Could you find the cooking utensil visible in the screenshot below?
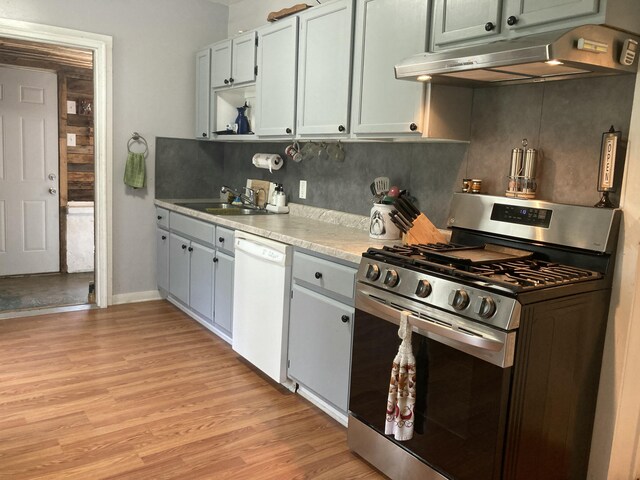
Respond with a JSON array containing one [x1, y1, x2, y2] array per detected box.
[[373, 176, 390, 195]]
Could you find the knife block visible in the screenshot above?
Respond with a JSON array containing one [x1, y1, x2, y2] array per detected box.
[[403, 213, 447, 245]]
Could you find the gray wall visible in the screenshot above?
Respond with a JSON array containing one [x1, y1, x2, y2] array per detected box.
[[155, 75, 636, 229]]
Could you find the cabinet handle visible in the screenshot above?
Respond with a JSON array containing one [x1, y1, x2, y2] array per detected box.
[[224, 79, 229, 85], [507, 15, 518, 26], [182, 244, 187, 250], [314, 272, 322, 279], [213, 257, 219, 263], [157, 215, 162, 220], [338, 125, 345, 132], [218, 236, 224, 242], [229, 77, 234, 83], [409, 123, 418, 131], [188, 246, 193, 252], [286, 127, 292, 134], [341, 315, 349, 323], [484, 22, 495, 31], [202, 132, 207, 137], [161, 235, 167, 240]]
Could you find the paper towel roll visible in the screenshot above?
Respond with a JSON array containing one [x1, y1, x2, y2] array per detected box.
[[252, 153, 283, 173]]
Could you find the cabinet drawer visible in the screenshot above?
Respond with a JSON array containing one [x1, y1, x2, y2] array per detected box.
[[216, 226, 235, 254], [156, 208, 169, 229], [169, 212, 215, 245], [293, 251, 356, 300]]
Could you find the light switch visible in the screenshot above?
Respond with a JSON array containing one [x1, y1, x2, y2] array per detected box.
[[66, 100, 76, 114], [67, 133, 76, 147]]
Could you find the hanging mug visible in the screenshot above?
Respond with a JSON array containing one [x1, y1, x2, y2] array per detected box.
[[285, 141, 302, 162]]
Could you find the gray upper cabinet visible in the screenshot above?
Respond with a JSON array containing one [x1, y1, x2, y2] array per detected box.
[[351, 0, 429, 136], [503, 0, 599, 33], [432, 0, 640, 51], [432, 0, 504, 50], [296, 0, 354, 136], [210, 31, 257, 89], [255, 16, 298, 137], [195, 48, 211, 139]]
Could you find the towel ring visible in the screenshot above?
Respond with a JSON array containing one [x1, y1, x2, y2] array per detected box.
[[127, 132, 149, 156]]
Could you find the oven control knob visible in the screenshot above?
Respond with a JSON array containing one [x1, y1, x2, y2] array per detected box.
[[415, 279, 432, 298], [476, 296, 497, 318], [448, 289, 470, 310], [383, 269, 400, 288], [365, 263, 381, 281]]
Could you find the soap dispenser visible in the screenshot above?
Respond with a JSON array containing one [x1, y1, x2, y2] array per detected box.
[[274, 184, 286, 207]]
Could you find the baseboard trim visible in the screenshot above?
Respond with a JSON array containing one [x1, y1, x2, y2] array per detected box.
[[110, 290, 162, 305]]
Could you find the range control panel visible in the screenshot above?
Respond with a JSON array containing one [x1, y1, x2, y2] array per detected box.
[[490, 203, 552, 228]]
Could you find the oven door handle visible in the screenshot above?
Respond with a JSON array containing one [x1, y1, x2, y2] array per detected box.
[[356, 289, 514, 364]]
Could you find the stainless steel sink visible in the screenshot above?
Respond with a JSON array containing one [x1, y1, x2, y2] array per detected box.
[[174, 201, 272, 215]]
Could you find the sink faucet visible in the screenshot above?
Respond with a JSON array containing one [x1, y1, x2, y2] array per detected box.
[[221, 185, 259, 208]]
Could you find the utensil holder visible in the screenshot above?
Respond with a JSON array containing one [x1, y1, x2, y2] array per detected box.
[[369, 203, 401, 240]]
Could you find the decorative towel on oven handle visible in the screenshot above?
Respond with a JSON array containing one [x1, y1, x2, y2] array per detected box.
[[385, 310, 416, 441]]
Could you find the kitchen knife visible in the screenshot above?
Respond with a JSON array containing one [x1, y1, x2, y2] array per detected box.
[[388, 212, 408, 233], [393, 198, 417, 222], [391, 209, 413, 231], [399, 196, 421, 217]]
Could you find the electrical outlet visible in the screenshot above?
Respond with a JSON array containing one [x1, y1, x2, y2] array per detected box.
[[299, 180, 307, 199], [66, 133, 76, 147]]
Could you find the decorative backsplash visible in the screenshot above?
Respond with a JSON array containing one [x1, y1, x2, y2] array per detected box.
[[156, 75, 635, 229]]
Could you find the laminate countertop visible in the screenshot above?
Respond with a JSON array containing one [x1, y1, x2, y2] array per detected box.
[[155, 199, 450, 265]]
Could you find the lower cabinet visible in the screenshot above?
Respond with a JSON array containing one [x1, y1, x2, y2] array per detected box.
[[288, 250, 356, 416], [161, 211, 235, 341]]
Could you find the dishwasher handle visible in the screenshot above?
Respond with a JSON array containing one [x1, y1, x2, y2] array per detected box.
[[235, 237, 288, 266]]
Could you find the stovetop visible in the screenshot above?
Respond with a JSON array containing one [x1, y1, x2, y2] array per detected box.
[[365, 243, 602, 293]]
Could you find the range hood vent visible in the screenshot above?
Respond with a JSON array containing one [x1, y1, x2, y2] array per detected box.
[[395, 25, 639, 87]]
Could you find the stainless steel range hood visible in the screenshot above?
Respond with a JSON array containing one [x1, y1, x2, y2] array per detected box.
[[395, 25, 639, 87]]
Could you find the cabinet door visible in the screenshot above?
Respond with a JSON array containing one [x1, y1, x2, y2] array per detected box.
[[169, 233, 190, 305], [255, 16, 298, 137], [297, 0, 353, 136], [195, 48, 211, 139], [189, 242, 215, 323], [432, 0, 503, 49], [214, 250, 234, 335], [288, 285, 353, 412], [503, 0, 599, 31], [351, 0, 427, 135], [211, 39, 232, 88], [232, 31, 257, 86], [156, 228, 169, 292]]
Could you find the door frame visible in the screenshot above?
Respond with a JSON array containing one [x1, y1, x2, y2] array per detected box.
[[0, 18, 113, 308]]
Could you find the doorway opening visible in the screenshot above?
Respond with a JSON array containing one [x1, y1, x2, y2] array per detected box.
[[0, 38, 95, 314], [0, 18, 112, 313]]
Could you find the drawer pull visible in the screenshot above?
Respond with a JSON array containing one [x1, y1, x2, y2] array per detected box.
[[157, 215, 162, 220], [188, 247, 193, 252], [219, 236, 225, 243], [314, 272, 322, 279], [341, 315, 349, 323], [213, 257, 219, 263], [161, 235, 167, 240], [182, 244, 187, 250]]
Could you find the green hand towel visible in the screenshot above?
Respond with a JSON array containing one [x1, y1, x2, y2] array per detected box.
[[124, 152, 146, 189]]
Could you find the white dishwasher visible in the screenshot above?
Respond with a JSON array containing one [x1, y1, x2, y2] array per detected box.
[[232, 231, 293, 384]]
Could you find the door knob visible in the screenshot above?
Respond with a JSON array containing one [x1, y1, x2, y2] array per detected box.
[[48, 187, 57, 195], [48, 173, 57, 181]]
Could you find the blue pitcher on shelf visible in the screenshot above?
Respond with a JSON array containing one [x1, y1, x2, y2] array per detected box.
[[235, 102, 250, 134]]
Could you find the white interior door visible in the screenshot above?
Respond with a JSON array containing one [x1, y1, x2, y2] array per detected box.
[[0, 65, 59, 276]]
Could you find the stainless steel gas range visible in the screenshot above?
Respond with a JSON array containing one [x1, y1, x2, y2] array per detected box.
[[348, 193, 621, 480]]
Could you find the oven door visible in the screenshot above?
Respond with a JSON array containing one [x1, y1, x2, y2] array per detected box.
[[349, 285, 516, 480]]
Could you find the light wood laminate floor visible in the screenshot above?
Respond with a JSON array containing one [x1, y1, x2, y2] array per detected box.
[[0, 300, 384, 479]]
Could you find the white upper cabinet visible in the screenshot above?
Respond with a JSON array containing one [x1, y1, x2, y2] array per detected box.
[[351, 0, 429, 136], [210, 31, 257, 89], [255, 16, 298, 137], [432, 0, 504, 50], [296, 0, 354, 136], [195, 48, 211, 139]]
